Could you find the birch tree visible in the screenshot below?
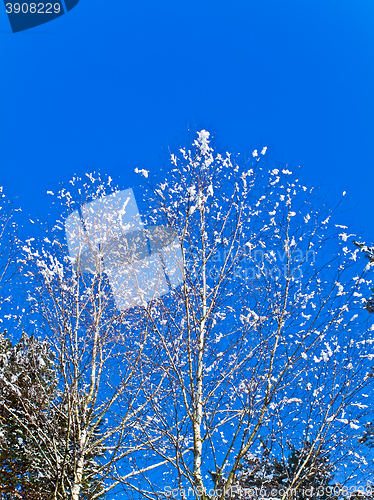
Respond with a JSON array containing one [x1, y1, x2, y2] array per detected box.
[[10, 130, 374, 500], [125, 131, 374, 500], [0, 186, 21, 319], [21, 178, 170, 499]]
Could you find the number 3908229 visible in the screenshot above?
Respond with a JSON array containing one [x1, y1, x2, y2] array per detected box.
[[5, 3, 61, 13]]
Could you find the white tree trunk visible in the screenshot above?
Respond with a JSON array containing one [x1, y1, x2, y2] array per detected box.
[[192, 201, 207, 497], [71, 452, 85, 500]]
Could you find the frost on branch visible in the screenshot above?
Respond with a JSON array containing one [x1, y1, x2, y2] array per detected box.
[[131, 130, 374, 498], [9, 133, 374, 499]]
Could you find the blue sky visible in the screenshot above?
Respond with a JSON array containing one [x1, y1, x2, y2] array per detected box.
[[1, 1, 374, 496], [0, 0, 374, 236]]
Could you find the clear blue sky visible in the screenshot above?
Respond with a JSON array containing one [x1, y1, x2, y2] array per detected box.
[[1, 0, 374, 240]]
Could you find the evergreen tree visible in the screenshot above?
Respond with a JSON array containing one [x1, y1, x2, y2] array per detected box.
[[212, 443, 334, 500], [284, 444, 334, 499], [0, 330, 59, 498], [360, 422, 374, 448], [353, 241, 374, 313], [0, 330, 107, 499]]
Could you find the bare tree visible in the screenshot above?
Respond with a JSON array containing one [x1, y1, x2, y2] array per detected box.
[[21, 179, 172, 499], [122, 131, 374, 500], [0, 186, 21, 318], [10, 130, 374, 500]]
